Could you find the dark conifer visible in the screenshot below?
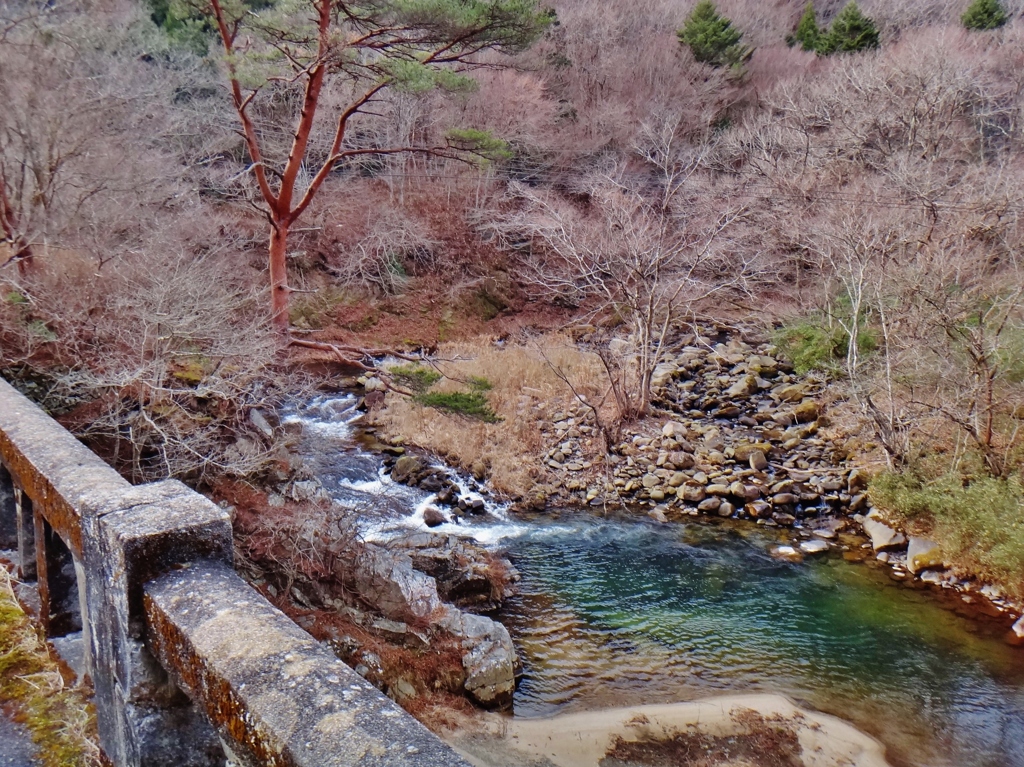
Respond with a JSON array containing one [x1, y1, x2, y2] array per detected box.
[[678, 1, 751, 68], [962, 0, 1008, 30], [817, 2, 879, 55]]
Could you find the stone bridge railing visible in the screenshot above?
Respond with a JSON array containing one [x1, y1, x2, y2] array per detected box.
[[0, 377, 472, 767]]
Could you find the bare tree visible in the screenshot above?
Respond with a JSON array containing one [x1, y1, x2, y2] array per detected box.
[[499, 115, 756, 423]]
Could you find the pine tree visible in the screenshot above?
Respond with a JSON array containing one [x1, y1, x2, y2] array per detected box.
[[791, 2, 820, 51], [817, 1, 879, 55], [962, 0, 1008, 30], [678, 1, 752, 68]]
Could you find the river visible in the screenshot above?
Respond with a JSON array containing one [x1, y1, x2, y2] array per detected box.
[[285, 394, 1024, 767]]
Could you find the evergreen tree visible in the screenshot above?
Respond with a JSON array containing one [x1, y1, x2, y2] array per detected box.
[[818, 1, 879, 54], [678, 1, 751, 68], [962, 0, 1008, 30], [789, 2, 820, 51]]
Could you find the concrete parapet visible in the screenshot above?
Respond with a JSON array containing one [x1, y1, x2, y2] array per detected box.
[[0, 376, 476, 766], [146, 562, 473, 767]]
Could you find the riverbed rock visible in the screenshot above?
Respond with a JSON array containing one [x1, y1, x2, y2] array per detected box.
[[680, 484, 706, 503], [861, 511, 907, 551], [669, 452, 696, 470], [1009, 616, 1024, 646], [698, 497, 721, 512], [848, 468, 870, 493], [727, 375, 758, 397], [800, 539, 829, 555], [907, 538, 943, 574], [718, 501, 735, 517], [792, 399, 820, 423], [249, 408, 275, 438], [746, 501, 771, 519], [422, 507, 446, 528], [391, 455, 423, 484], [749, 450, 769, 472], [776, 383, 808, 403], [651, 363, 678, 389]]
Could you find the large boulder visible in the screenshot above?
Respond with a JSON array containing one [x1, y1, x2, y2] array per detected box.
[[422, 507, 447, 528], [441, 609, 518, 709], [351, 546, 442, 622]]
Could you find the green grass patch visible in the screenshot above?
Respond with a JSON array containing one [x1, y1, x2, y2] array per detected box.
[[774, 317, 876, 375], [467, 375, 493, 392], [870, 471, 1024, 597], [389, 364, 442, 394], [0, 569, 99, 766], [414, 391, 500, 422]]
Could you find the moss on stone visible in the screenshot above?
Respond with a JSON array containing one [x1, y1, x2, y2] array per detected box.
[[0, 568, 100, 766]]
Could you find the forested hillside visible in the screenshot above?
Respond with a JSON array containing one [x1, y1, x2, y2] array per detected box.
[[3, 0, 1024, 584]]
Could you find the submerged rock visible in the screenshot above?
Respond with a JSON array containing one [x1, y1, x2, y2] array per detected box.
[[771, 545, 803, 563], [799, 539, 829, 555]]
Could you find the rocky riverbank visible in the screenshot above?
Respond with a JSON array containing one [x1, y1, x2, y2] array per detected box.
[[369, 326, 1024, 641]]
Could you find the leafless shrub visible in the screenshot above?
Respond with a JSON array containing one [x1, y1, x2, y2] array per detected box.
[[333, 209, 438, 296]]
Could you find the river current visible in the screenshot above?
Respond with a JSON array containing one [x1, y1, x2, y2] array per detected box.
[[286, 395, 1024, 767]]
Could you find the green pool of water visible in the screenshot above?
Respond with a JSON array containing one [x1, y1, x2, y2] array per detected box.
[[498, 516, 1024, 767]]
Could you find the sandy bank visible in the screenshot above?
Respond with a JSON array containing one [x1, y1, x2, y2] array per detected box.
[[448, 693, 891, 767]]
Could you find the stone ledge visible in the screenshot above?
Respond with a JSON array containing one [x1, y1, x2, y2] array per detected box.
[[144, 561, 474, 767], [0, 378, 131, 555]]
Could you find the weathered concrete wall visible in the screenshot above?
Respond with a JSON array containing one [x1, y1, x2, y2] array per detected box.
[[146, 562, 473, 767], [0, 377, 473, 767]]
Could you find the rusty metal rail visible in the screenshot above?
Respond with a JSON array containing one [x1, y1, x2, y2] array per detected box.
[[0, 377, 472, 767]]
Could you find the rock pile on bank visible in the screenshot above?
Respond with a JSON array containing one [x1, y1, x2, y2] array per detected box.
[[531, 332, 864, 527]]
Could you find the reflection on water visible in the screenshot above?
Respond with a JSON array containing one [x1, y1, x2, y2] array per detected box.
[[287, 395, 1024, 767], [499, 519, 1024, 767]]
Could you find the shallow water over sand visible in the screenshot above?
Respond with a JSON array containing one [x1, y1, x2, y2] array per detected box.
[[498, 516, 1024, 767]]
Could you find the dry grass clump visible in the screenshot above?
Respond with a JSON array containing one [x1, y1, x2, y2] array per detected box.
[[0, 567, 100, 767], [374, 337, 609, 495]]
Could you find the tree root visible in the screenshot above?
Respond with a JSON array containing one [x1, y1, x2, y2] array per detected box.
[[288, 337, 418, 396]]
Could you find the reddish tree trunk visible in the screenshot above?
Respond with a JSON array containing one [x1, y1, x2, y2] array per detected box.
[[269, 224, 290, 337]]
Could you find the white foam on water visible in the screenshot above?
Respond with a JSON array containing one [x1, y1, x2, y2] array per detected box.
[[282, 394, 361, 441], [337, 477, 388, 494]]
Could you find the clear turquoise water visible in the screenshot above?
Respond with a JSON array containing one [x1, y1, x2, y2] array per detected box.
[[499, 516, 1024, 767]]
